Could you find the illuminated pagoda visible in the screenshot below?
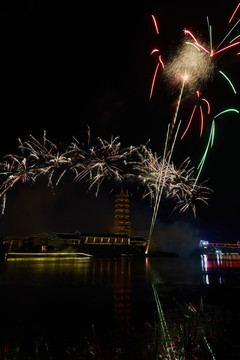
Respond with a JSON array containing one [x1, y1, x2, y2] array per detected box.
[[114, 188, 131, 235], [4, 187, 148, 259]]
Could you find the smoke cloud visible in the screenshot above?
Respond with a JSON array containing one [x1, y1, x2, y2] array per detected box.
[[150, 219, 200, 256]]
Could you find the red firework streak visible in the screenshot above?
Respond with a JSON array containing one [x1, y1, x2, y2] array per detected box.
[[228, 2, 240, 24], [149, 15, 165, 99], [181, 91, 211, 139], [184, 2, 240, 57]]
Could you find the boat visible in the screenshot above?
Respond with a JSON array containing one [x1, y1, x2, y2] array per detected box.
[[5, 251, 93, 261]]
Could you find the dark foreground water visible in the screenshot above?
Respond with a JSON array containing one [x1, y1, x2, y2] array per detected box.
[[0, 254, 240, 359]]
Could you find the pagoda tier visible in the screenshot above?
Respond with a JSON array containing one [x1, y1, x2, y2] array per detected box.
[[114, 188, 130, 235]]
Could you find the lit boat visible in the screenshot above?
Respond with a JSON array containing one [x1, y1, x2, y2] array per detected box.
[[5, 251, 93, 261]]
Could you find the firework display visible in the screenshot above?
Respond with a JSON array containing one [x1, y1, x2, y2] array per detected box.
[[0, 3, 239, 255], [0, 132, 211, 216], [147, 2, 239, 251]]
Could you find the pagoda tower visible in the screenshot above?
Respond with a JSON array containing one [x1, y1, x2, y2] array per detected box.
[[114, 188, 131, 235]]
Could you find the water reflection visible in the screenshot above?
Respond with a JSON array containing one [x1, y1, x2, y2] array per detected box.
[[150, 255, 240, 359], [0, 258, 93, 286], [1, 256, 240, 359], [112, 260, 131, 332], [201, 253, 240, 285], [0, 258, 151, 359]]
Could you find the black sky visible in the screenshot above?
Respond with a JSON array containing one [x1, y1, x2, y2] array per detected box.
[[0, 1, 239, 243]]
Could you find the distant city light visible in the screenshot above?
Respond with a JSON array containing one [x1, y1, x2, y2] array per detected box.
[[199, 240, 209, 247]]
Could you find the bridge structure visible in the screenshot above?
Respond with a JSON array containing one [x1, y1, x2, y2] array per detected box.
[[199, 240, 240, 254]]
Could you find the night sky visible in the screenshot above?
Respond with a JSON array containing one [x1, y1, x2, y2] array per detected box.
[[0, 1, 239, 246]]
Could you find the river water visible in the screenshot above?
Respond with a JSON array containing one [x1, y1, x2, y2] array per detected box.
[[0, 254, 240, 359]]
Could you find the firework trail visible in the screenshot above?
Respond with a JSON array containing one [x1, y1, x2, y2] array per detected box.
[[181, 91, 211, 139], [149, 15, 165, 100], [148, 17, 213, 253], [0, 132, 211, 218], [131, 141, 211, 256], [146, 120, 183, 254], [146, 125, 170, 254], [151, 14, 159, 34], [166, 75, 187, 152], [134, 145, 211, 215], [150, 2, 239, 110], [194, 120, 215, 187], [0, 4, 238, 256], [69, 136, 128, 196], [147, 3, 239, 252]]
